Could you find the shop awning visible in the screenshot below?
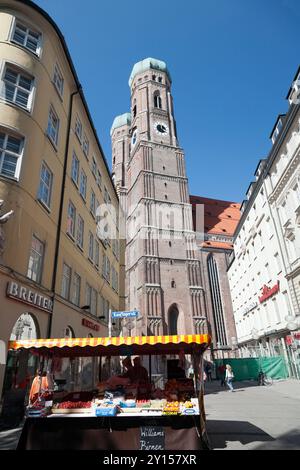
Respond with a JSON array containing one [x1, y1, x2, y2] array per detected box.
[[8, 334, 211, 357]]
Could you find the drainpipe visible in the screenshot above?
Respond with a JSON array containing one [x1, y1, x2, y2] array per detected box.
[[47, 86, 82, 338]]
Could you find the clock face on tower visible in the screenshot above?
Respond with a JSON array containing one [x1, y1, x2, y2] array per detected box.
[[154, 121, 169, 135]]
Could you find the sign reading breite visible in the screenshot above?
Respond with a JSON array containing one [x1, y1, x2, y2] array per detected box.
[[6, 281, 53, 313]]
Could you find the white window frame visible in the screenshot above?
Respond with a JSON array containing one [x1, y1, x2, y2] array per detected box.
[[61, 263, 71, 300], [76, 214, 84, 250], [0, 129, 24, 180], [91, 157, 97, 177], [95, 240, 100, 269], [97, 169, 102, 189], [53, 63, 64, 98], [85, 283, 92, 311], [91, 288, 97, 316], [79, 169, 87, 200], [1, 64, 35, 111], [83, 133, 89, 157], [11, 19, 42, 56], [75, 115, 82, 142], [27, 235, 45, 284], [88, 231, 94, 261], [47, 105, 59, 146], [38, 161, 53, 209], [90, 189, 96, 216], [72, 272, 81, 307], [71, 151, 79, 186], [67, 200, 76, 238]]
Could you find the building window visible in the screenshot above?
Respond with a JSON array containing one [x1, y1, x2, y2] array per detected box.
[[76, 215, 84, 249], [11, 21, 41, 55], [158, 77, 162, 83], [85, 283, 92, 311], [72, 272, 81, 306], [88, 231, 94, 261], [207, 254, 228, 346], [0, 131, 23, 179], [95, 240, 100, 268], [102, 254, 110, 282], [53, 63, 64, 97], [67, 200, 76, 238], [75, 115, 82, 142], [104, 187, 111, 205], [97, 169, 102, 189], [90, 189, 96, 216], [47, 106, 59, 146], [79, 169, 87, 200], [61, 263, 71, 299], [38, 161, 53, 208], [71, 151, 79, 185], [274, 253, 282, 274], [91, 157, 97, 177], [154, 91, 162, 109], [27, 235, 44, 284], [91, 288, 97, 316], [83, 134, 89, 157], [1, 66, 34, 111]]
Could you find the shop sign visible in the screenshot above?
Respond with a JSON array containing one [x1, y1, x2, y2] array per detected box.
[[6, 281, 53, 313], [82, 318, 100, 331], [285, 335, 294, 346], [258, 281, 280, 303], [140, 426, 165, 450]]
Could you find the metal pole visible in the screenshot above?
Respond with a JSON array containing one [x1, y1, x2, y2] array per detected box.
[[108, 309, 112, 337]]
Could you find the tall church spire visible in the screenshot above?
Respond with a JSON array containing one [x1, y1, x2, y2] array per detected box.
[[111, 58, 206, 336]]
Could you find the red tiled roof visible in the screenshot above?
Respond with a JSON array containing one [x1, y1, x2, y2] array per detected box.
[[190, 195, 241, 249]]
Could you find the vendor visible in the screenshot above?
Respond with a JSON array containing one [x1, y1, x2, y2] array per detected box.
[[101, 357, 111, 382], [129, 357, 149, 383], [29, 370, 51, 405]]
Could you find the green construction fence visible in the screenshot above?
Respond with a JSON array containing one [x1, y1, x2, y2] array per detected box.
[[214, 356, 288, 381]]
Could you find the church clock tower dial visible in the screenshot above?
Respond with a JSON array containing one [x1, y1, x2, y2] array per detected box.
[[111, 58, 205, 338], [154, 121, 169, 135]]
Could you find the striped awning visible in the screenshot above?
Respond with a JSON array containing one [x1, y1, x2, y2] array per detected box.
[[8, 334, 211, 357]]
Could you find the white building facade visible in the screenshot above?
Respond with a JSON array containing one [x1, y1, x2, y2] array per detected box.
[[228, 69, 300, 365]]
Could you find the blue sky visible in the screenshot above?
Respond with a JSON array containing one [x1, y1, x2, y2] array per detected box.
[[35, 0, 300, 202]]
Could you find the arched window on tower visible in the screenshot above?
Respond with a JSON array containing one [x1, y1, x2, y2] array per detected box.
[[132, 99, 137, 118], [168, 304, 179, 335], [207, 254, 228, 347], [154, 91, 162, 109]]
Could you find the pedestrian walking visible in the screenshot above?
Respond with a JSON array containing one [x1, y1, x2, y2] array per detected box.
[[225, 364, 235, 392], [218, 363, 226, 387], [205, 362, 212, 382]]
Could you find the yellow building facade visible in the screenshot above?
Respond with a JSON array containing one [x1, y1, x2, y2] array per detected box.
[[0, 0, 124, 397]]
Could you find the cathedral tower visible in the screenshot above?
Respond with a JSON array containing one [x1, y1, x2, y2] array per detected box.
[[111, 58, 206, 335]]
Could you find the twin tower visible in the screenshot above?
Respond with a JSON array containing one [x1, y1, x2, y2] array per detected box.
[[111, 58, 206, 336]]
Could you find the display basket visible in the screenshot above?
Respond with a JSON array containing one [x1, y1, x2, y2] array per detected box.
[[95, 406, 117, 417]]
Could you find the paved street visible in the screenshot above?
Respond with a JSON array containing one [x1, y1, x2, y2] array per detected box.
[[0, 379, 299, 450], [204, 379, 300, 450]]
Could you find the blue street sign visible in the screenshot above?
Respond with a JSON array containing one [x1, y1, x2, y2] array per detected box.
[[111, 310, 139, 319]]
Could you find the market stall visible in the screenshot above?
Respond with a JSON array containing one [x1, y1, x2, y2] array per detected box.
[[8, 334, 211, 450]]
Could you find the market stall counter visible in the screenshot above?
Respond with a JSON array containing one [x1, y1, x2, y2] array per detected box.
[[8, 334, 211, 450]]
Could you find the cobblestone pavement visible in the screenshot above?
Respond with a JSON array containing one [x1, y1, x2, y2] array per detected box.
[[204, 379, 300, 450]]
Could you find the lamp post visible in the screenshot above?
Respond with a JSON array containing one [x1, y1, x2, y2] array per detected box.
[[284, 314, 300, 380], [231, 337, 238, 358], [251, 328, 260, 358]]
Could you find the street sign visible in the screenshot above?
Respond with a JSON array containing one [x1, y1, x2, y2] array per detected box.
[[111, 310, 139, 319]]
